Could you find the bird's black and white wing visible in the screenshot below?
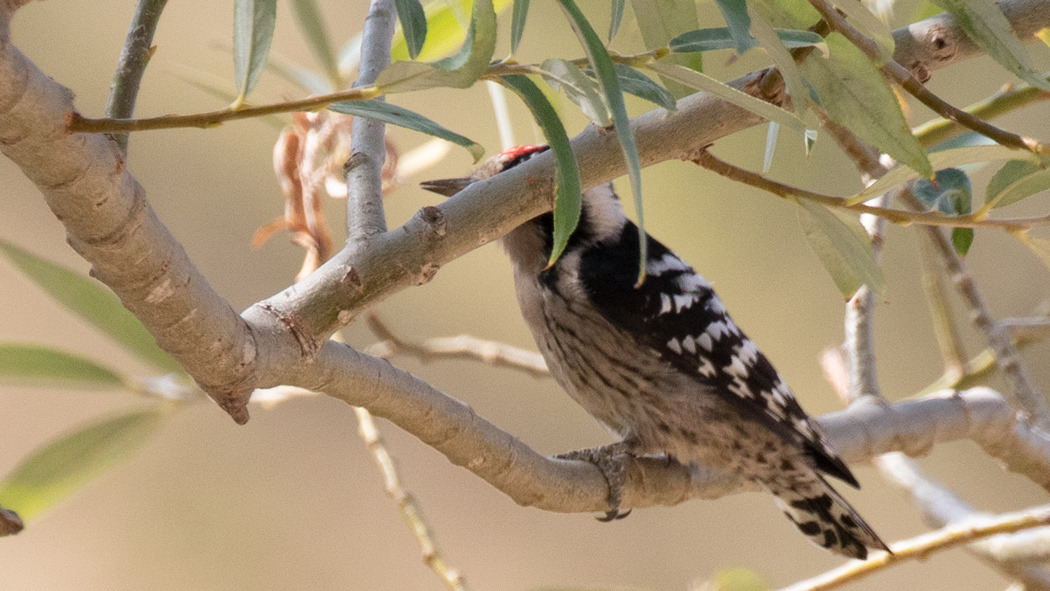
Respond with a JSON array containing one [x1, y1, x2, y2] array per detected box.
[[576, 218, 858, 487]]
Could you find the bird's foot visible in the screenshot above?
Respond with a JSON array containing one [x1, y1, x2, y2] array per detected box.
[[557, 441, 635, 521]]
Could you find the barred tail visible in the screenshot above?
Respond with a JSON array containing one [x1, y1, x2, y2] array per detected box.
[[769, 474, 890, 560]]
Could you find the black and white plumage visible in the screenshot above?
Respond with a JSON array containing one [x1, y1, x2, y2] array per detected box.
[[422, 145, 888, 559]]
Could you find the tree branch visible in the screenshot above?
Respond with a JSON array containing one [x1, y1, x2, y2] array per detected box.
[[897, 188, 1050, 432], [345, 0, 394, 246], [104, 0, 168, 153], [777, 504, 1050, 591], [877, 453, 1050, 590], [364, 313, 549, 378], [4, 0, 1050, 513]]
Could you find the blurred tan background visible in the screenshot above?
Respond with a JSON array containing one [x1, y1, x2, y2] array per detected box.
[[3, 1, 1050, 589]]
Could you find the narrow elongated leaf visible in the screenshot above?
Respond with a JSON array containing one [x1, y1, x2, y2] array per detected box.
[[832, 0, 894, 61], [983, 158, 1050, 212], [511, 0, 531, 52], [748, 10, 811, 118], [329, 99, 483, 161], [377, 0, 497, 92], [0, 410, 166, 520], [611, 64, 677, 111], [799, 200, 884, 298], [501, 75, 582, 264], [233, 0, 277, 103], [914, 168, 976, 257], [913, 168, 972, 214], [290, 0, 341, 86], [558, 0, 647, 282], [1018, 232, 1050, 272], [647, 61, 805, 132], [609, 0, 627, 41], [630, 0, 703, 99], [0, 240, 182, 374], [801, 34, 931, 178], [669, 27, 824, 53], [386, 0, 510, 64], [931, 0, 1050, 90], [0, 344, 126, 389], [853, 144, 1033, 202], [541, 59, 610, 126], [763, 122, 780, 173], [714, 0, 752, 54], [394, 0, 428, 59]]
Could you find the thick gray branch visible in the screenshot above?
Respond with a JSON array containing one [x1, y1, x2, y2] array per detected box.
[[3, 0, 1050, 508]]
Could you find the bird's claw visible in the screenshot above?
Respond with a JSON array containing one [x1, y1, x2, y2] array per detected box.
[[556, 440, 635, 521]]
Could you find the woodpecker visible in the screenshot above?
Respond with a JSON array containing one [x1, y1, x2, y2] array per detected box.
[[422, 145, 888, 559]]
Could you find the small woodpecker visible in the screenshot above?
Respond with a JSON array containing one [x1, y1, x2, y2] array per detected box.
[[422, 145, 888, 559]]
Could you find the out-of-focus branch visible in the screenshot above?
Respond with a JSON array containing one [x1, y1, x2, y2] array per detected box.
[[691, 149, 1050, 231], [777, 505, 1050, 591], [898, 188, 1050, 432], [877, 453, 1050, 590], [355, 408, 467, 591], [364, 314, 549, 378], [104, 0, 168, 153]]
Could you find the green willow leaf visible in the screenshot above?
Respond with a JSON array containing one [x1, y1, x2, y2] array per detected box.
[[801, 33, 931, 179], [799, 200, 884, 298], [501, 75, 582, 265], [749, 9, 812, 118], [0, 344, 126, 389], [983, 158, 1050, 212], [329, 99, 483, 161], [0, 240, 182, 374], [0, 410, 166, 520], [289, 0, 341, 86], [1018, 233, 1050, 273], [832, 0, 894, 61], [852, 144, 1031, 203], [915, 168, 976, 257], [377, 0, 497, 92], [714, 0, 752, 54], [541, 58, 610, 126], [647, 60, 805, 132], [558, 0, 647, 283], [233, 0, 277, 103], [630, 0, 703, 99], [611, 64, 676, 111], [511, 0, 530, 52], [609, 0, 626, 41], [931, 0, 1050, 91], [394, 0, 428, 59], [668, 27, 824, 53]]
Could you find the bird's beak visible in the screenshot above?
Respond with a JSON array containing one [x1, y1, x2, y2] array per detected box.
[[419, 177, 474, 197]]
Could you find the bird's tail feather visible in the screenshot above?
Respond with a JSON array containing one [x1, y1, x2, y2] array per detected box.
[[769, 474, 890, 560]]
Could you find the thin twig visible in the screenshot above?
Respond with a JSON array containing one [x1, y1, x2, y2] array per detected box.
[[690, 149, 1050, 231], [105, 0, 169, 152], [898, 187, 1050, 432], [69, 85, 382, 133], [915, 80, 1050, 148], [877, 453, 1050, 589], [807, 0, 1050, 155], [355, 408, 467, 591], [345, 0, 395, 246], [364, 313, 549, 378], [778, 505, 1050, 591]]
